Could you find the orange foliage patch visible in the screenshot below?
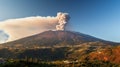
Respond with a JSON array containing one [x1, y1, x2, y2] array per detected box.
[[89, 46, 120, 64]]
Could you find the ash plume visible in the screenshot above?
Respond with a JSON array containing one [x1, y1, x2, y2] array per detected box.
[[0, 12, 70, 42], [56, 12, 70, 30]]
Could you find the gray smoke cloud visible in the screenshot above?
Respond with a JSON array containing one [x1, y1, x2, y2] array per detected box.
[[56, 12, 70, 30], [0, 12, 70, 42]]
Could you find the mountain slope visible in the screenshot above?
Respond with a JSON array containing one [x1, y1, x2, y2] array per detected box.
[[0, 30, 117, 48], [0, 30, 119, 62]]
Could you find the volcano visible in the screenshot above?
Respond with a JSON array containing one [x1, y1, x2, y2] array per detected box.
[[0, 30, 119, 61], [1, 30, 117, 48]]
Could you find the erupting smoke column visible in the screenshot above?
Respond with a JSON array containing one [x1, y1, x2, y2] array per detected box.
[[56, 12, 70, 31]]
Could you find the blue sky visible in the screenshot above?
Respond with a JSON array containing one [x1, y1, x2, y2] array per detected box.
[[0, 0, 120, 42]]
